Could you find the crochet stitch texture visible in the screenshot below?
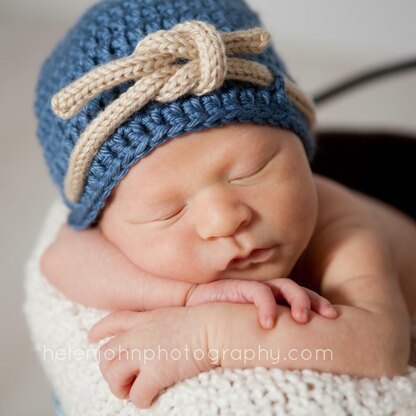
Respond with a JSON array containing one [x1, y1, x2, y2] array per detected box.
[[52, 21, 278, 203], [35, 0, 315, 229], [24, 200, 416, 416]]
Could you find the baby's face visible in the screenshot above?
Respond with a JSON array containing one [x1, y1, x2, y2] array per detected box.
[[98, 123, 318, 283]]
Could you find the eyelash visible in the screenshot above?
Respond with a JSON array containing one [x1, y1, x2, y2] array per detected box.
[[157, 207, 185, 222], [156, 156, 275, 222], [230, 158, 271, 182]]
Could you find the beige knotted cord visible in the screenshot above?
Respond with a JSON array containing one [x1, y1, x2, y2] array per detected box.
[[51, 20, 315, 203], [284, 79, 316, 130]]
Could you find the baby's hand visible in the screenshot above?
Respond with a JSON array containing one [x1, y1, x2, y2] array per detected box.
[[185, 278, 337, 329], [88, 306, 216, 409]]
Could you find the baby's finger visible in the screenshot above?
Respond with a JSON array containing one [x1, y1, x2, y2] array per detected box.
[[105, 354, 139, 400], [302, 287, 338, 319], [88, 311, 140, 344], [129, 370, 162, 409], [265, 278, 311, 324], [98, 340, 117, 376], [250, 284, 279, 329], [187, 280, 278, 329], [235, 281, 278, 329]]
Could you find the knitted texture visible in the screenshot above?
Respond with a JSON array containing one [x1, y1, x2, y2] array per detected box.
[[24, 200, 416, 416], [51, 21, 282, 203], [34, 0, 316, 229]]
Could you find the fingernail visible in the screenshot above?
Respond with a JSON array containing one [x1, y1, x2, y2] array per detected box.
[[265, 316, 274, 329], [325, 305, 337, 317], [301, 308, 308, 322]]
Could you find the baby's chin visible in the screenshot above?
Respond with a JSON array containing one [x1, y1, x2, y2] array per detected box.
[[144, 259, 293, 285], [217, 259, 294, 282]]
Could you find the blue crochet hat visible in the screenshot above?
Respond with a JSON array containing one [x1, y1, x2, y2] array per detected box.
[[35, 0, 316, 229]]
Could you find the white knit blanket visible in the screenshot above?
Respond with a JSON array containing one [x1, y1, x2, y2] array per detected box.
[[24, 200, 416, 416]]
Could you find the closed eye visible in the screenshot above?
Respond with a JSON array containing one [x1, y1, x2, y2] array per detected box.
[[230, 152, 276, 182], [156, 206, 186, 222]]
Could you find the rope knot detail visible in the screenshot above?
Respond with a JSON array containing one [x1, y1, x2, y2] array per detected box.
[[135, 20, 229, 97], [52, 21, 273, 121], [51, 20, 313, 203]]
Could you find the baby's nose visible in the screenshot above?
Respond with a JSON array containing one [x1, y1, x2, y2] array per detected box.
[[193, 187, 253, 239]]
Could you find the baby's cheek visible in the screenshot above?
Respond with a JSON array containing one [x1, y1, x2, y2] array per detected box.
[[130, 232, 215, 284]]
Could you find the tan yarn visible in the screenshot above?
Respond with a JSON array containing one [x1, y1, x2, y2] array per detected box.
[[284, 79, 316, 131], [51, 20, 315, 203]]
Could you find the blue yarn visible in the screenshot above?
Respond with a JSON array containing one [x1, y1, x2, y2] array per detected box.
[[35, 0, 315, 229]]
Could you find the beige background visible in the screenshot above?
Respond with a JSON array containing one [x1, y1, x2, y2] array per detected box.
[[1, 0, 415, 414]]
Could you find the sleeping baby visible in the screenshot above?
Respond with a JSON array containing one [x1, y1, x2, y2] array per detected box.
[[35, 0, 415, 410]]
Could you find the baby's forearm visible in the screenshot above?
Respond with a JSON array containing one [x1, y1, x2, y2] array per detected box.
[[40, 224, 191, 311], [40, 226, 333, 325], [207, 303, 408, 378]]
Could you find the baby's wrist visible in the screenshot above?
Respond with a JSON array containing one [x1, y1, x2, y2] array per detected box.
[[182, 303, 222, 370], [201, 302, 238, 367], [184, 283, 199, 306]]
